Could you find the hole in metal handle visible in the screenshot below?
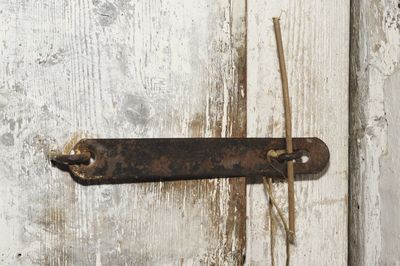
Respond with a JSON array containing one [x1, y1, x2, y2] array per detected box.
[[267, 149, 309, 164]]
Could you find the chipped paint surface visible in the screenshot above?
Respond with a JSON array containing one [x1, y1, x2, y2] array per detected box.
[[246, 0, 349, 264], [0, 0, 246, 264], [350, 0, 400, 265]]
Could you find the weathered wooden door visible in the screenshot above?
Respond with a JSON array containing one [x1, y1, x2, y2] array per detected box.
[[246, 1, 349, 265], [0, 0, 348, 265], [0, 0, 246, 264]]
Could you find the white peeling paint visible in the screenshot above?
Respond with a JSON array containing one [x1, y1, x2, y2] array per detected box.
[[350, 0, 400, 265], [0, 0, 246, 264], [247, 0, 349, 264]]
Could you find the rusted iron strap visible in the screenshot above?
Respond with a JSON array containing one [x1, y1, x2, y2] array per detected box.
[[61, 138, 329, 183]]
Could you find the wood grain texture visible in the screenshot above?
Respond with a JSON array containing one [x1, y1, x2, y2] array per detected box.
[[350, 0, 400, 265], [0, 0, 246, 264], [246, 0, 349, 265]]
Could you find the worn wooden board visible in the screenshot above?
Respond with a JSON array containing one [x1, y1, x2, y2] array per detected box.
[[0, 0, 246, 264], [246, 0, 349, 265], [350, 0, 400, 265]]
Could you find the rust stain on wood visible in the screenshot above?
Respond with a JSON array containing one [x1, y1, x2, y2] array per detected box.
[[2, 0, 249, 264], [189, 113, 206, 138], [225, 39, 247, 264]]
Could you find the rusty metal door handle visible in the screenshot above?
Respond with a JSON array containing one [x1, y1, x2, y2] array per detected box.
[[51, 138, 329, 184]]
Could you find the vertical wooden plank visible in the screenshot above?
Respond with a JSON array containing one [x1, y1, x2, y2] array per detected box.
[[0, 0, 246, 264], [350, 0, 400, 265], [246, 0, 349, 265]]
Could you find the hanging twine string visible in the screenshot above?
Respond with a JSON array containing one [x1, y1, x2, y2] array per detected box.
[[263, 16, 295, 266], [272, 17, 296, 242], [263, 177, 290, 266], [266, 177, 276, 266]]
